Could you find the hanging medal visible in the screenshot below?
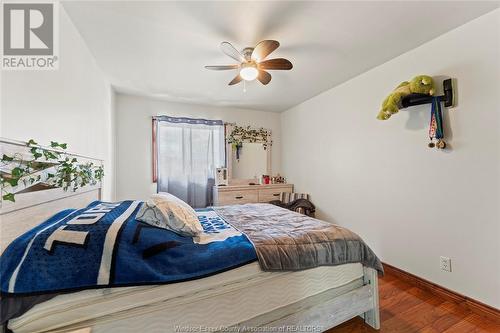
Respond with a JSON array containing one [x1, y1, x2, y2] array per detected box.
[[428, 97, 446, 149], [428, 109, 437, 148], [434, 97, 446, 149]]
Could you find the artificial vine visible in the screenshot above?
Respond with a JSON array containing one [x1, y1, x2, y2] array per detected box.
[[226, 125, 272, 160], [226, 125, 272, 150], [1, 139, 104, 202]]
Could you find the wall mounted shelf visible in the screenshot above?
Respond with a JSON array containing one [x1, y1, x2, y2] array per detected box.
[[401, 79, 453, 108]]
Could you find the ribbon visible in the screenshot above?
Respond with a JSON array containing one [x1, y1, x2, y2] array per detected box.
[[429, 97, 444, 140]]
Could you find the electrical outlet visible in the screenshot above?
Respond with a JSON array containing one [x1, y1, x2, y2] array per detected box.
[[440, 256, 452, 272]]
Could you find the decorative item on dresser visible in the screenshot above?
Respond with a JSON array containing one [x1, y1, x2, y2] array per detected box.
[[213, 183, 293, 206], [215, 167, 229, 186]]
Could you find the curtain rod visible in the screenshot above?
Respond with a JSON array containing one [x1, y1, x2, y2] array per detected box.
[[152, 115, 223, 126], [152, 115, 225, 121], [152, 117, 269, 131]]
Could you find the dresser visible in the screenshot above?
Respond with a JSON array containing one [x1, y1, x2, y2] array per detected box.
[[212, 184, 293, 206]]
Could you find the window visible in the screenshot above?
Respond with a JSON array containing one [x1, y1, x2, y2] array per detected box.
[[153, 116, 225, 208]]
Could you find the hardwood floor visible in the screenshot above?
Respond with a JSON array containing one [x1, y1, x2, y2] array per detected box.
[[327, 272, 500, 333]]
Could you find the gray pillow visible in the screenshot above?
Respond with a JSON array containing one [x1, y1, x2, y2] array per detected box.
[[136, 193, 203, 236]]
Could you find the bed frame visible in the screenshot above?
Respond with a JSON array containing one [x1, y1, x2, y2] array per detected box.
[[0, 139, 380, 332], [0, 138, 103, 255]]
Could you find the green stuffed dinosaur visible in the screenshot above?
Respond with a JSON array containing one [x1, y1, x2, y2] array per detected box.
[[377, 75, 435, 120]]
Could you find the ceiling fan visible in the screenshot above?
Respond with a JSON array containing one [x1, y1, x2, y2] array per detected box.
[[205, 40, 293, 86]]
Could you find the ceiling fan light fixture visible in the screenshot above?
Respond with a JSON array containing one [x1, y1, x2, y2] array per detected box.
[[239, 63, 258, 81], [206, 40, 292, 86]]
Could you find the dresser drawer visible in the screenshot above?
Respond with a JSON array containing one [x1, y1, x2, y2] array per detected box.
[[218, 190, 258, 205], [258, 187, 292, 203]]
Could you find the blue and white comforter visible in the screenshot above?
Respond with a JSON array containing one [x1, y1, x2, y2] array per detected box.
[[0, 201, 257, 295]]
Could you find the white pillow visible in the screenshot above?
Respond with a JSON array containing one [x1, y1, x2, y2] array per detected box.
[[136, 192, 203, 236]]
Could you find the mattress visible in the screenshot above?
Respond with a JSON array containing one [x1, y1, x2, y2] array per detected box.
[[9, 262, 364, 333]]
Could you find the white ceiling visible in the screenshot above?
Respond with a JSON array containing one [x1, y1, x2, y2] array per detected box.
[[63, 1, 499, 112]]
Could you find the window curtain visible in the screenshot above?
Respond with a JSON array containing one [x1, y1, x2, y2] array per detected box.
[[156, 116, 225, 208]]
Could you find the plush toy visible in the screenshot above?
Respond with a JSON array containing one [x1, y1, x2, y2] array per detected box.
[[377, 75, 435, 120]]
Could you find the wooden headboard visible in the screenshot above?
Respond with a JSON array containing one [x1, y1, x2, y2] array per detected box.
[[0, 138, 103, 254]]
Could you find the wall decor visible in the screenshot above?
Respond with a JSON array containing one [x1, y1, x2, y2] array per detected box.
[[377, 77, 454, 149], [226, 124, 272, 160], [377, 75, 436, 120]]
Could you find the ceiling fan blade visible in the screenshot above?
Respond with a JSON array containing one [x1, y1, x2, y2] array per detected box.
[[258, 58, 293, 70], [220, 42, 245, 63], [257, 70, 272, 85], [228, 74, 243, 85], [251, 40, 280, 62], [205, 65, 239, 70]]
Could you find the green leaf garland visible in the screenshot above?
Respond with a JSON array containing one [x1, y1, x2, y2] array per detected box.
[[1, 139, 104, 202]]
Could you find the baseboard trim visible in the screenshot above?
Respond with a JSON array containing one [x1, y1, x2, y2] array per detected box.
[[382, 262, 500, 323]]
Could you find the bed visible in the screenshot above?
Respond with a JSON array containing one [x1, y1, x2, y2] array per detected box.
[[0, 140, 381, 333]]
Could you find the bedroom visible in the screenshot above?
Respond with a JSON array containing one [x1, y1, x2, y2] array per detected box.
[[0, 1, 499, 332]]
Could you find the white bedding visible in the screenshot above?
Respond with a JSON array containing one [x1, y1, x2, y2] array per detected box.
[[9, 262, 364, 333]]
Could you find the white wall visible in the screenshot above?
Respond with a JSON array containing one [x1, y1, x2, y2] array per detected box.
[[281, 10, 500, 308], [0, 7, 115, 200], [115, 94, 281, 201]]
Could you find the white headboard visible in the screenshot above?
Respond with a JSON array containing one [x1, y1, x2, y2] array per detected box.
[[0, 138, 103, 253]]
